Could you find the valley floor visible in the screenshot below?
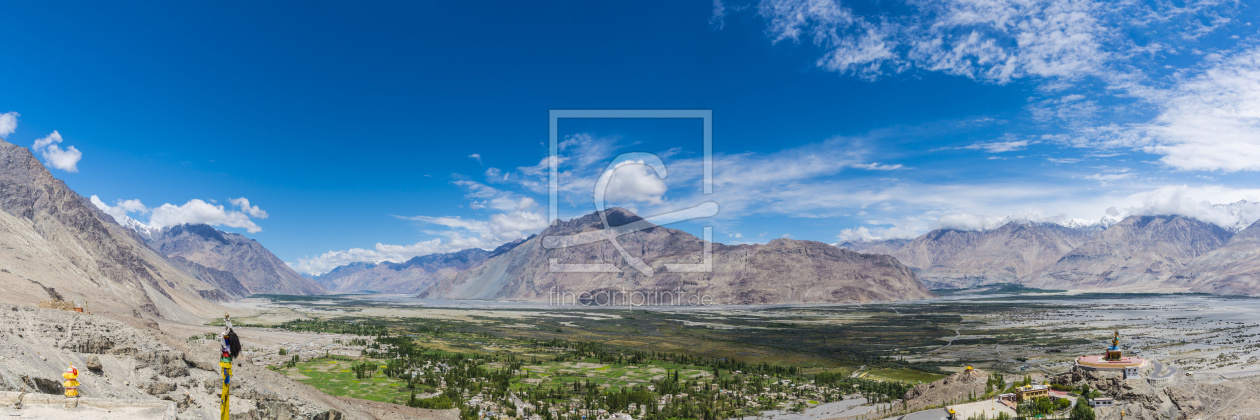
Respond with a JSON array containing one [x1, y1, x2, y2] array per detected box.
[[201, 292, 1260, 420]]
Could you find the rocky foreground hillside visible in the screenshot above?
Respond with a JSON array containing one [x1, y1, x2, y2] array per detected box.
[[0, 304, 452, 419], [1050, 365, 1236, 420], [424, 208, 933, 304], [900, 367, 989, 413]]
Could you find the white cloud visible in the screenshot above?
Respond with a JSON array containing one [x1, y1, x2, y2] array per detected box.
[[1084, 172, 1130, 183], [31, 131, 82, 172], [91, 195, 269, 233], [710, 0, 727, 29], [1083, 168, 1132, 184], [228, 197, 268, 218], [758, 0, 898, 79], [837, 226, 876, 241], [936, 212, 1010, 231], [409, 210, 548, 244], [753, 0, 1122, 83], [291, 210, 550, 276], [748, 0, 1255, 177], [601, 160, 668, 205], [1046, 157, 1082, 164], [1039, 46, 1260, 173], [292, 179, 552, 275], [1143, 47, 1260, 172], [853, 162, 904, 170], [0, 112, 17, 138], [458, 180, 540, 211], [116, 198, 147, 213], [1127, 185, 1260, 230], [469, 153, 482, 164], [90, 195, 144, 225], [964, 140, 1031, 153], [149, 198, 267, 233]]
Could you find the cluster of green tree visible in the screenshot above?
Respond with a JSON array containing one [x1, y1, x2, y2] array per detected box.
[[1070, 397, 1095, 420], [1019, 396, 1057, 416], [333, 338, 369, 346], [278, 318, 388, 336], [531, 338, 802, 377], [985, 374, 1037, 395], [352, 360, 378, 379], [984, 372, 1007, 395]]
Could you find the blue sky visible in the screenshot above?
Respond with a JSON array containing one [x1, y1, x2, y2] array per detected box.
[[2, 0, 1260, 275]]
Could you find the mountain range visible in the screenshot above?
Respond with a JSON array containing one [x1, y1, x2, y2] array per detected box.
[[6, 133, 1260, 313], [314, 247, 492, 294], [423, 208, 933, 304], [1030, 215, 1232, 291], [837, 211, 1260, 294], [310, 205, 1260, 299], [879, 221, 1098, 289]]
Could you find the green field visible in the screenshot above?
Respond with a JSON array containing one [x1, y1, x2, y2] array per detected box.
[[279, 358, 419, 404], [862, 367, 946, 383]]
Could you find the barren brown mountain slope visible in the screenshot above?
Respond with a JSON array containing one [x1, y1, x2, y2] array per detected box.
[[0, 140, 224, 323], [1170, 219, 1260, 296], [425, 208, 932, 304], [1031, 215, 1232, 291], [835, 238, 909, 255], [888, 222, 1096, 289], [901, 368, 990, 413], [146, 223, 325, 295]]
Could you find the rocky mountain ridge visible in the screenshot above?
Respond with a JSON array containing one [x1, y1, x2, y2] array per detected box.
[[838, 213, 1260, 295], [422, 207, 934, 304], [1030, 215, 1232, 290], [0, 139, 225, 323], [1168, 219, 1260, 295], [143, 223, 325, 295], [886, 221, 1097, 289]]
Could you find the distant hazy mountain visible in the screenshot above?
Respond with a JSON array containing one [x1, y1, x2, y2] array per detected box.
[[885, 222, 1097, 289], [1169, 220, 1260, 296], [0, 139, 225, 322], [835, 238, 910, 255], [146, 223, 325, 295], [315, 248, 492, 293], [1031, 215, 1232, 290], [423, 208, 932, 304]]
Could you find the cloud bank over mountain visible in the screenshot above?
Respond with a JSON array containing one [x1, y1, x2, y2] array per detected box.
[[90, 195, 271, 233]]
